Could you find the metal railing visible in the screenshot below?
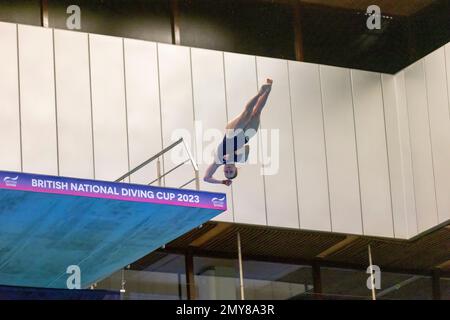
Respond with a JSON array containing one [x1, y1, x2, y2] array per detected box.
[[116, 138, 200, 190]]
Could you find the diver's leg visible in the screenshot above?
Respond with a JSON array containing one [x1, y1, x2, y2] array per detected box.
[[226, 92, 262, 130], [226, 81, 272, 130], [251, 86, 271, 118]]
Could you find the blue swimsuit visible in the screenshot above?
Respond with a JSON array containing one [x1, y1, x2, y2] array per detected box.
[[216, 131, 250, 164]]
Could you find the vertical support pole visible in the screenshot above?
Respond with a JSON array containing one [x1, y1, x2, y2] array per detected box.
[[120, 268, 126, 300], [195, 170, 200, 190], [177, 273, 183, 300], [312, 262, 322, 299], [431, 269, 441, 300], [41, 0, 49, 28], [170, 0, 181, 45], [368, 244, 377, 300], [157, 158, 162, 186], [292, 1, 304, 61], [237, 231, 245, 300], [185, 247, 196, 300], [181, 138, 199, 190]]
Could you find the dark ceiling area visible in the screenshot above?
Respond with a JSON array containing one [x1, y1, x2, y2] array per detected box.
[[177, 0, 450, 73], [268, 0, 448, 73], [133, 222, 450, 277], [300, 0, 436, 16], [299, 3, 411, 73], [0, 0, 448, 73]]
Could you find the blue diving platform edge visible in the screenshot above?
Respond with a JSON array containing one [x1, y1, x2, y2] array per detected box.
[[0, 170, 226, 289]]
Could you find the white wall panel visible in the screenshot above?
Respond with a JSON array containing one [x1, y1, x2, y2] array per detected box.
[[123, 39, 162, 185], [54, 29, 93, 179], [0, 22, 21, 172], [381, 73, 417, 239], [191, 48, 234, 222], [224, 53, 266, 226], [404, 61, 438, 232], [320, 66, 362, 234], [158, 44, 196, 189], [257, 57, 299, 228], [288, 61, 331, 232], [6, 22, 450, 237], [18, 25, 58, 175], [446, 43, 450, 222], [446, 44, 450, 112], [89, 34, 129, 181], [351, 70, 393, 237], [424, 48, 450, 224]]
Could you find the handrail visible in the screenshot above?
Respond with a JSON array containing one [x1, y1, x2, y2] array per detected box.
[[115, 138, 183, 182], [182, 139, 199, 171], [147, 159, 190, 186], [115, 137, 200, 190], [179, 178, 197, 189]]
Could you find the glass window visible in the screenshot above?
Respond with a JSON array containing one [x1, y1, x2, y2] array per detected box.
[[194, 257, 239, 300], [321, 267, 434, 300], [96, 253, 187, 300], [377, 274, 433, 300], [243, 261, 313, 300], [95, 252, 440, 300], [193, 257, 312, 300], [321, 267, 373, 299]]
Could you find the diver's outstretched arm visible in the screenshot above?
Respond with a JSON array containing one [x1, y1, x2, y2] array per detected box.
[[203, 163, 231, 185]]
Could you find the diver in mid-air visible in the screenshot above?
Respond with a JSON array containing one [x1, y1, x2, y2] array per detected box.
[[204, 79, 273, 186]]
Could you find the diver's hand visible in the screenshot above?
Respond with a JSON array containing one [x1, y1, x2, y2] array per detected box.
[[222, 180, 233, 186]]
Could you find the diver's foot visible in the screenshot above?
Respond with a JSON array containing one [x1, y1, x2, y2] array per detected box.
[[259, 83, 272, 95]]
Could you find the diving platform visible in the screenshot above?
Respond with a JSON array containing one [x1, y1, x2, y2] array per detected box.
[[0, 169, 226, 289]]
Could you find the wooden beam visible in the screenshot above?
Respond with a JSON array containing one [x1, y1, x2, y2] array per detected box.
[[316, 236, 359, 259], [189, 223, 233, 248], [292, 1, 304, 61], [40, 0, 49, 28], [436, 260, 450, 270], [169, 0, 181, 45]]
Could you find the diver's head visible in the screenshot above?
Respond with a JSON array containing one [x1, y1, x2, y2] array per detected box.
[[223, 164, 238, 180]]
